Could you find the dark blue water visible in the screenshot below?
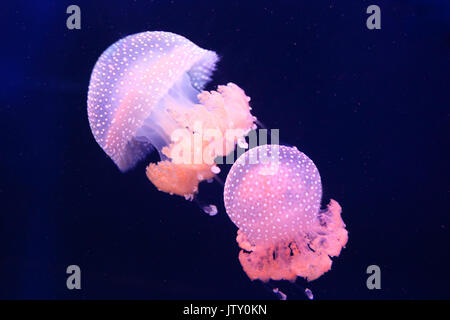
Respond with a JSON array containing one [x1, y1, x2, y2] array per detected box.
[[1, 0, 449, 299]]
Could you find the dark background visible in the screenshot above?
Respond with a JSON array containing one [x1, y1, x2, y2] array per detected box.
[[0, 0, 449, 299]]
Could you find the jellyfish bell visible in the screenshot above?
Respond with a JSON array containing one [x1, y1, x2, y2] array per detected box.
[[224, 144, 348, 283], [87, 31, 256, 200]]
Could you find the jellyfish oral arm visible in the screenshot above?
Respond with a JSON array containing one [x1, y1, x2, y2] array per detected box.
[[146, 82, 256, 199]]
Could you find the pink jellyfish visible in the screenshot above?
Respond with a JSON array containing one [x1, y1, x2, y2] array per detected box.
[[87, 31, 256, 199], [224, 144, 348, 282]]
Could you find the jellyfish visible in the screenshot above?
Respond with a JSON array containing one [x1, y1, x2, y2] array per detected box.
[[224, 144, 348, 283], [87, 31, 256, 200]]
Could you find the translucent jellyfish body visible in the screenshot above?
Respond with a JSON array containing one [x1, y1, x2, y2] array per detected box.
[[88, 31, 256, 199], [224, 145, 348, 282]]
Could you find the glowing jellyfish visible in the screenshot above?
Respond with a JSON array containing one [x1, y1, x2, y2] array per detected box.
[[88, 31, 256, 199], [224, 145, 348, 282]]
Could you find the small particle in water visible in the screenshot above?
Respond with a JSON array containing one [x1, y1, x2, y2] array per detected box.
[[203, 204, 218, 216], [305, 288, 314, 300], [272, 288, 287, 300]]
